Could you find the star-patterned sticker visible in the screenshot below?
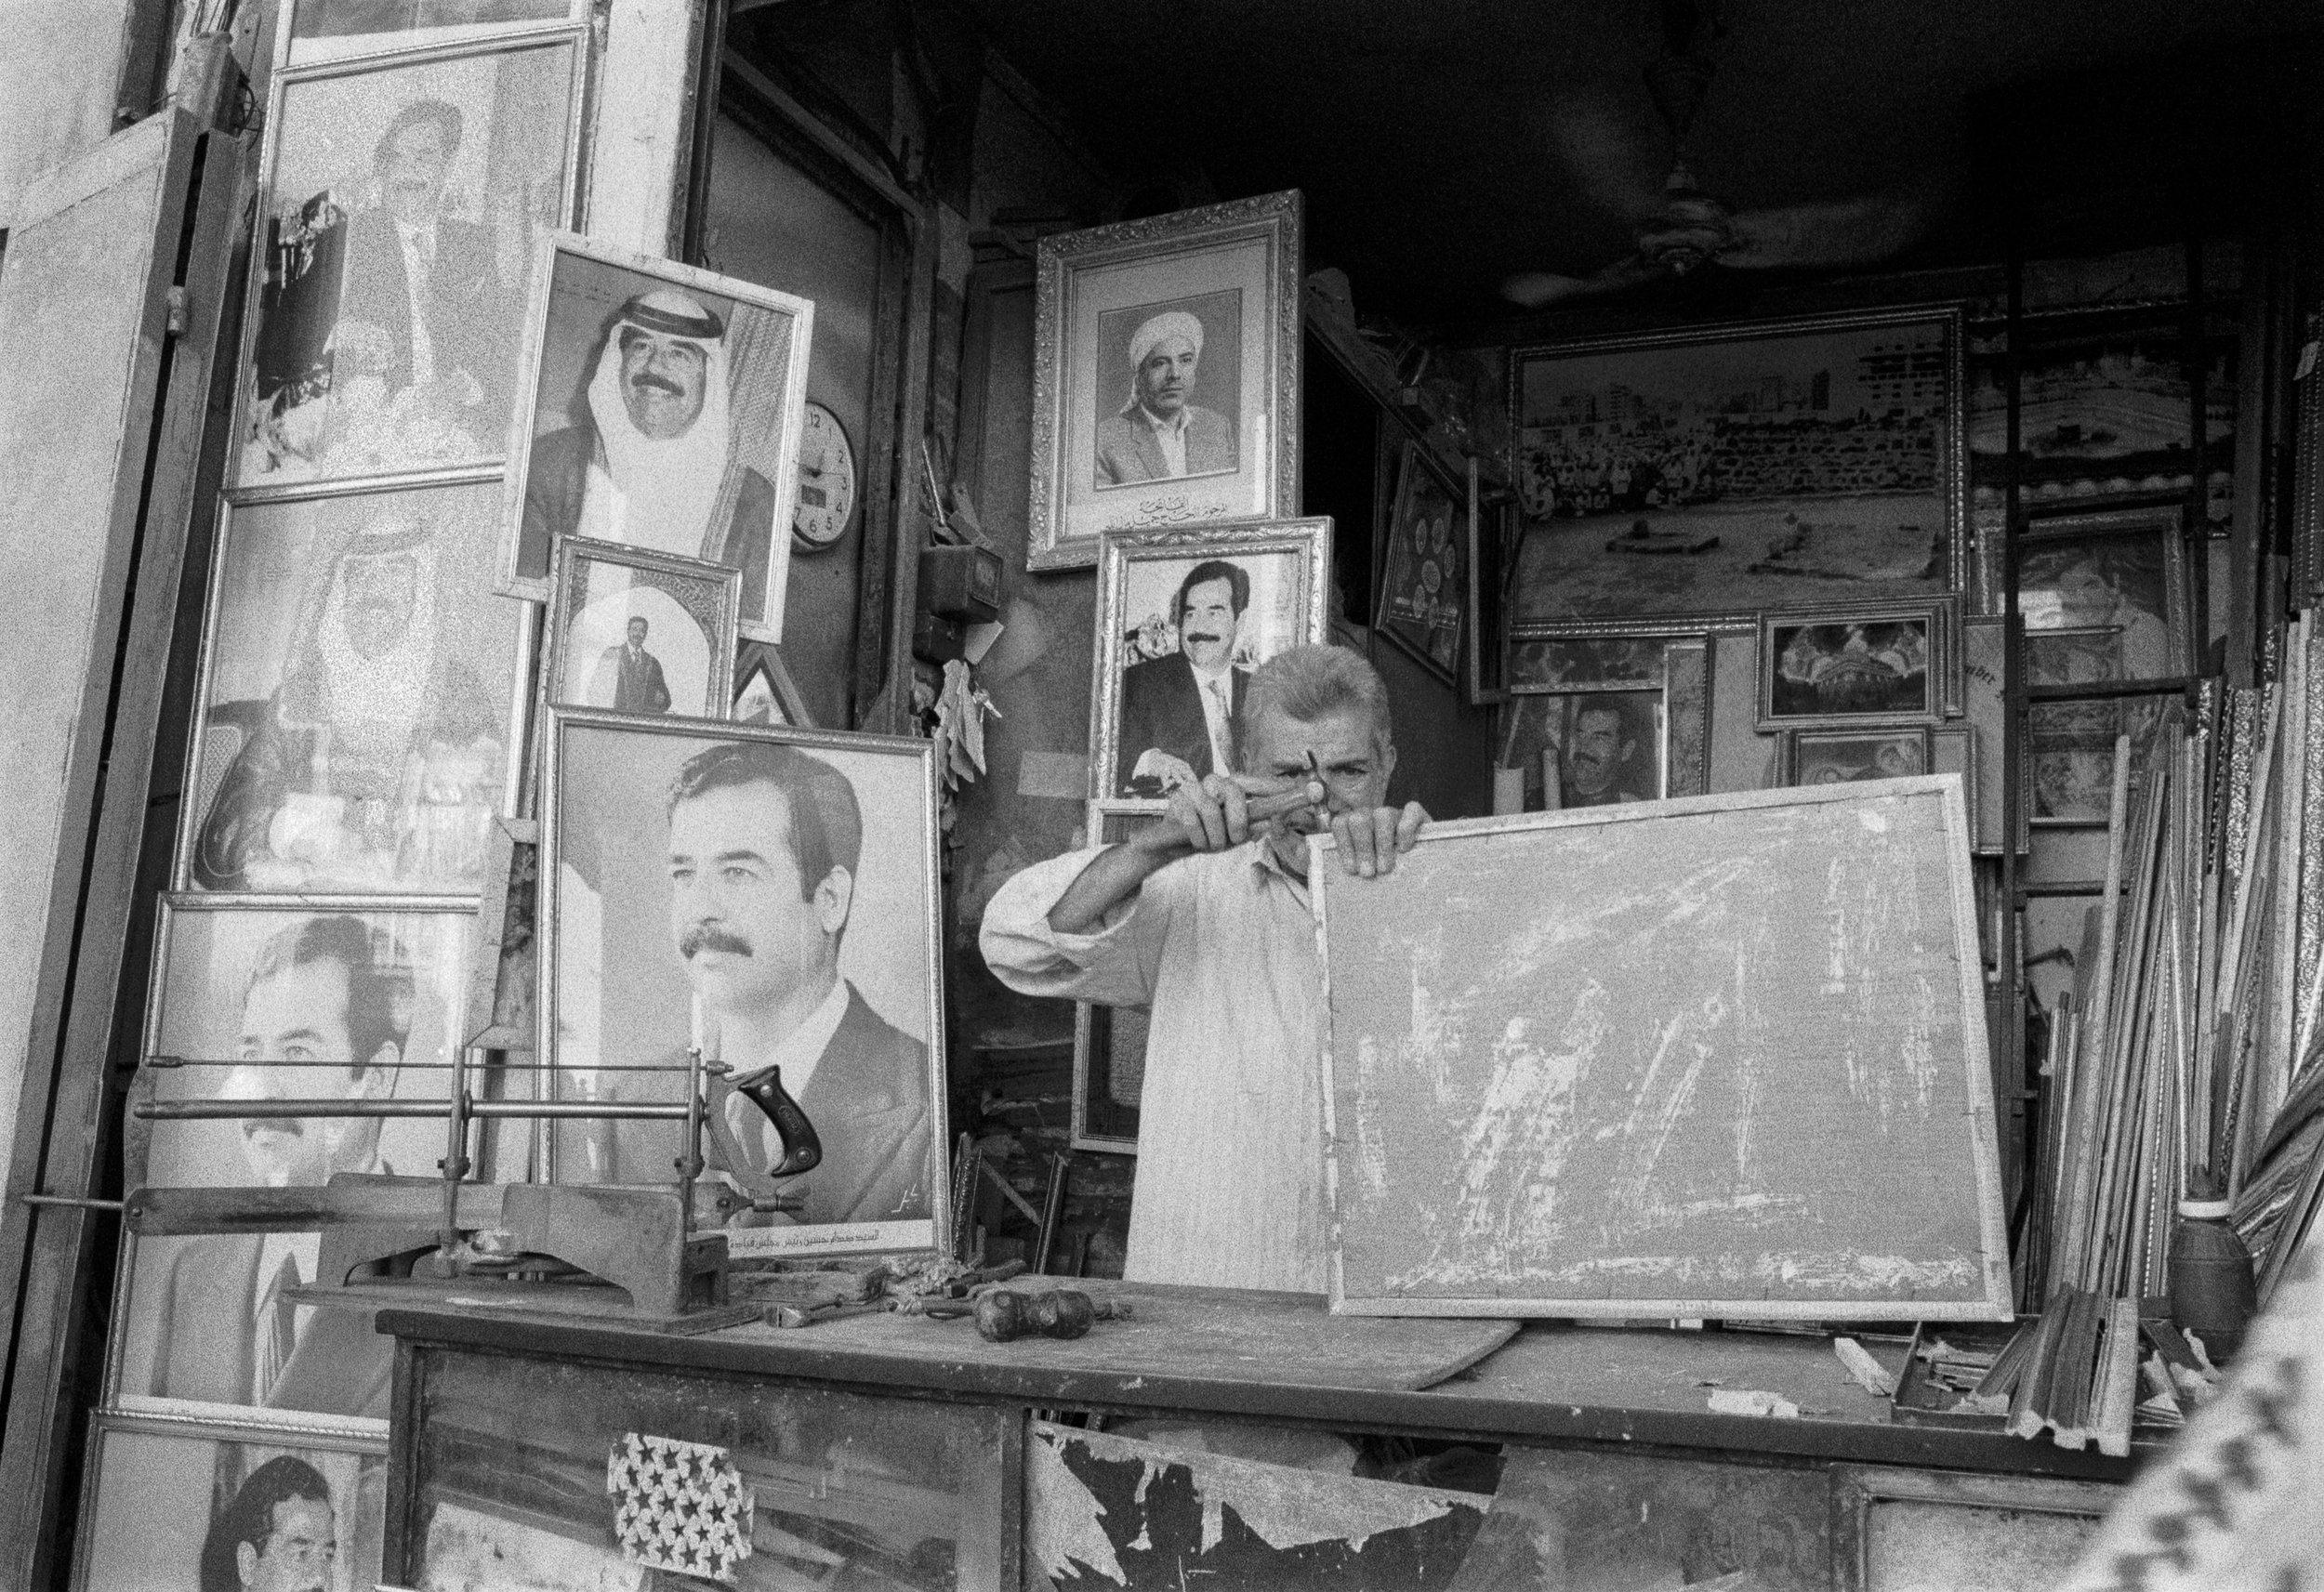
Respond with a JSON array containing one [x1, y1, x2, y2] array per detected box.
[[606, 1431, 755, 1585]]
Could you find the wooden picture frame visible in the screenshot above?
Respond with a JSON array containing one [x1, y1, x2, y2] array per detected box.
[[1829, 1466, 2118, 1592], [1757, 598, 1955, 731], [540, 535, 740, 719], [1375, 441, 1467, 685], [1028, 191, 1303, 570], [733, 640, 814, 728], [1780, 726, 1934, 786], [497, 231, 814, 643], [1509, 306, 1966, 634], [1314, 781, 2012, 1321], [1089, 518, 1333, 807], [537, 709, 949, 1259]]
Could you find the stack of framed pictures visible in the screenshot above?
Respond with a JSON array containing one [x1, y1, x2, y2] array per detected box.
[[81, 7, 596, 1585]]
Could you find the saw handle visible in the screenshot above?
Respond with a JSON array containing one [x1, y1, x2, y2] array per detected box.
[[733, 1065, 822, 1178]]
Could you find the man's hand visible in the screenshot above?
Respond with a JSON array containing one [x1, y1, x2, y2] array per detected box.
[[1327, 801, 1428, 878], [1133, 772, 1326, 858]]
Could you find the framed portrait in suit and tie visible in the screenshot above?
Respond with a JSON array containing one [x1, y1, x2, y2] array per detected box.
[[1089, 519, 1335, 808], [537, 710, 950, 1259], [1028, 191, 1303, 570], [108, 901, 475, 1426], [541, 535, 740, 720]]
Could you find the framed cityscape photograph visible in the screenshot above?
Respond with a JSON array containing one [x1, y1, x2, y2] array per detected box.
[[542, 535, 740, 719], [1509, 306, 1965, 633], [500, 231, 815, 642], [1029, 191, 1303, 569], [1089, 518, 1333, 805], [1758, 599, 1953, 730], [176, 482, 525, 897], [538, 710, 947, 1257], [234, 32, 587, 492]]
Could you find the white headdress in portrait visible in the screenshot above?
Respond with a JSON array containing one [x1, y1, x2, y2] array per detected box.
[[313, 509, 441, 795], [1123, 309, 1204, 409], [578, 288, 733, 558]]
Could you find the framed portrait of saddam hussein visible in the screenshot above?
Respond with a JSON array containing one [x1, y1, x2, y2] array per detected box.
[[1508, 306, 1965, 634], [499, 232, 815, 643], [233, 32, 587, 492], [176, 482, 526, 897], [1027, 191, 1303, 570], [1089, 518, 1333, 805], [540, 709, 948, 1258]]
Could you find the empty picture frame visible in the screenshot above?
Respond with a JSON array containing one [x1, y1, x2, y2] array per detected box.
[[1313, 780, 2011, 1319], [1028, 191, 1303, 569]]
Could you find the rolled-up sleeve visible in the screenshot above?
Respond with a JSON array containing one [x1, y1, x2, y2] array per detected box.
[[978, 846, 1174, 1010]]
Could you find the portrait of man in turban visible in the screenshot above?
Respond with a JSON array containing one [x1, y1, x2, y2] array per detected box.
[[1093, 306, 1237, 490], [520, 286, 781, 630]]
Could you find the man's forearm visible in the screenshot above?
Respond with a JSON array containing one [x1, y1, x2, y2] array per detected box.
[[1045, 835, 1183, 935]]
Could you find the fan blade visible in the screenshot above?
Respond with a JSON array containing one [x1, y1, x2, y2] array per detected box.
[[1718, 191, 1932, 270], [1530, 83, 1670, 226], [1501, 254, 1668, 309]]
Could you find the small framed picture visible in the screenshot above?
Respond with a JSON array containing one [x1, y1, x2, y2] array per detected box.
[[500, 232, 814, 643], [76, 1420, 385, 1592], [1375, 442, 1467, 685], [2018, 505, 2195, 682], [1759, 599, 1952, 730], [1782, 726, 1934, 785], [1499, 689, 1668, 810], [733, 641, 813, 728], [1089, 519, 1333, 804], [542, 536, 739, 718], [233, 33, 587, 491], [1072, 808, 1148, 1154], [1028, 192, 1303, 569], [539, 710, 947, 1257]]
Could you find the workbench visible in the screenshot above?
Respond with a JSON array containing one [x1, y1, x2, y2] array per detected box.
[[378, 1281, 2140, 1590]]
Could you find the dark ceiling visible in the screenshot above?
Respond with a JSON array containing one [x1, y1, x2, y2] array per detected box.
[[965, 0, 2317, 323]]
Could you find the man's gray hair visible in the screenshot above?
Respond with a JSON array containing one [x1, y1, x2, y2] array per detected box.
[[1247, 644, 1393, 756]]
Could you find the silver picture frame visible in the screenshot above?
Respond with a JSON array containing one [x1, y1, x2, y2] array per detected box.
[[1088, 517, 1334, 808], [536, 708, 950, 1259], [1757, 596, 1958, 732], [497, 230, 816, 643], [540, 535, 742, 720], [1029, 191, 1304, 570]]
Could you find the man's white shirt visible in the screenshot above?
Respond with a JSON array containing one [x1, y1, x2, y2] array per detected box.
[[1139, 404, 1191, 478]]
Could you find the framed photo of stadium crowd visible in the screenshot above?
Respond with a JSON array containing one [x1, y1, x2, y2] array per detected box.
[[1506, 306, 1966, 635]]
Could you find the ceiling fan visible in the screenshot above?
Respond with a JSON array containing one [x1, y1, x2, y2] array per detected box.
[[1502, 0, 1936, 309]]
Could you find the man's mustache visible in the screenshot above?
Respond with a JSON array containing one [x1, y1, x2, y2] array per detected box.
[[680, 925, 752, 959], [628, 372, 685, 397], [1182, 630, 1225, 646]]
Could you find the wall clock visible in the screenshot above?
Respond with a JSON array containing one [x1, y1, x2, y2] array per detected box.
[[792, 400, 856, 551]]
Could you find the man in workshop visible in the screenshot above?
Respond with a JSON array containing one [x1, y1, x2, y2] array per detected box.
[[665, 739, 932, 1227], [142, 914, 408, 1416], [1093, 308, 1236, 487], [982, 644, 1426, 1292]]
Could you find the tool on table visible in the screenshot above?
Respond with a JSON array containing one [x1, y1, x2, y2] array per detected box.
[[119, 1033, 820, 1333], [973, 1287, 1131, 1343], [768, 1300, 890, 1329]]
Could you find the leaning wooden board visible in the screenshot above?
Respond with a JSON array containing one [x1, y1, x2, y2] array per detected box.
[[728, 1280, 1518, 1390], [1313, 777, 2012, 1321]]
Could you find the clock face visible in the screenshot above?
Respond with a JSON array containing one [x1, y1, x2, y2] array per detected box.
[[792, 401, 856, 551]]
